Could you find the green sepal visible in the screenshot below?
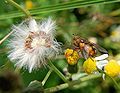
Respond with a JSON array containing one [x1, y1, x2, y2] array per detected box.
[[68, 64, 78, 74]]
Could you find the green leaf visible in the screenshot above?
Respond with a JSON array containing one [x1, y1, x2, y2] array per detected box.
[[1, 0, 120, 20]]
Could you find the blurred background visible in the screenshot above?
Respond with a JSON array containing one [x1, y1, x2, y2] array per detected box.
[[0, 0, 120, 93]]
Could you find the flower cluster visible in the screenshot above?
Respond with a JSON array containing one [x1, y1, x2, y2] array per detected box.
[[8, 17, 61, 73], [65, 48, 120, 78], [83, 54, 120, 78]]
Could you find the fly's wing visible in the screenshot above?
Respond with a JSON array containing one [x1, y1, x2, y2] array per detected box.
[[92, 43, 108, 54], [81, 49, 89, 59]]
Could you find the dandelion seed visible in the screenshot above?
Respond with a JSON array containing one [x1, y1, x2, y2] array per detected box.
[[8, 17, 61, 73]]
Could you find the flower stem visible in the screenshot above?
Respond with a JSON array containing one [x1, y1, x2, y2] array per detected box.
[[48, 61, 68, 83], [98, 68, 120, 90], [110, 77, 120, 90], [42, 69, 52, 86], [14, 67, 21, 74], [6, 0, 31, 17]]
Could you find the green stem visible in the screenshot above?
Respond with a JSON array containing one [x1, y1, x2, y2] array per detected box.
[[45, 83, 68, 93], [0, 31, 13, 45], [44, 74, 101, 93], [6, 0, 31, 17], [48, 61, 68, 83], [98, 69, 120, 90], [109, 9, 120, 16], [14, 67, 21, 74], [110, 77, 120, 90], [42, 69, 52, 86]]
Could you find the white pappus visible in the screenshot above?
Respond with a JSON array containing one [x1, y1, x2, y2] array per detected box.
[[8, 17, 61, 73]]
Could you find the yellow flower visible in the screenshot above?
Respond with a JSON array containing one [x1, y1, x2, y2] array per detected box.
[[25, 0, 33, 10], [73, 51, 80, 60], [65, 49, 79, 65], [104, 60, 120, 77], [83, 58, 97, 74], [65, 49, 73, 57], [67, 56, 77, 65]]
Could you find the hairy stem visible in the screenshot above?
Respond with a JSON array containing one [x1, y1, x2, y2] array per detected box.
[[42, 69, 52, 86], [44, 74, 101, 93], [110, 76, 120, 90], [0, 31, 13, 45], [48, 61, 68, 83], [98, 69, 120, 90]]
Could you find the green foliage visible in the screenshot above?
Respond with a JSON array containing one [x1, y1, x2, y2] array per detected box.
[[0, 0, 120, 93], [0, 0, 120, 20]]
